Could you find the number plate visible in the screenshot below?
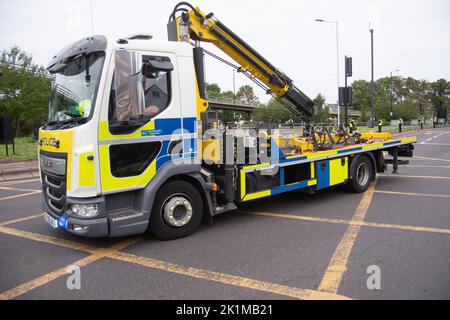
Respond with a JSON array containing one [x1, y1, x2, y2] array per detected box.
[[44, 212, 59, 228]]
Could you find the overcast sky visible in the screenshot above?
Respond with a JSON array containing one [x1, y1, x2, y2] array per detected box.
[[1, 0, 449, 104]]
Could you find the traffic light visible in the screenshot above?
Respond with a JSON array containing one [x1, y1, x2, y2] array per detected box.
[[339, 86, 352, 106], [345, 57, 352, 77]]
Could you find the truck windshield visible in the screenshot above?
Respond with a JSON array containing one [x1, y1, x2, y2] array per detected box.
[[47, 51, 105, 128]]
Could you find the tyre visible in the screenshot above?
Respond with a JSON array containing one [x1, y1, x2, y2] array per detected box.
[[346, 155, 373, 193], [149, 180, 204, 240]]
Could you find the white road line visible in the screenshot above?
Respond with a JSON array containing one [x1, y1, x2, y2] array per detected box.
[[0, 179, 40, 186], [405, 165, 450, 169], [418, 143, 450, 146], [419, 131, 449, 144], [0, 191, 41, 201], [413, 156, 450, 162], [421, 138, 433, 144]]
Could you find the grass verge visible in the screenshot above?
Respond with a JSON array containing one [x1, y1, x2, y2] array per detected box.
[[0, 136, 39, 162]]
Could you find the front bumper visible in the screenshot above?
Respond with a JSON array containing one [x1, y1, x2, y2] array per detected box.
[[55, 213, 109, 238], [43, 206, 109, 238], [42, 194, 149, 238]]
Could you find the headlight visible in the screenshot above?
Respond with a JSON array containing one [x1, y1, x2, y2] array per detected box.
[[71, 204, 99, 217]]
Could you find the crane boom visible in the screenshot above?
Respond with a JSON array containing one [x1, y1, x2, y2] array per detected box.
[[167, 2, 315, 118]]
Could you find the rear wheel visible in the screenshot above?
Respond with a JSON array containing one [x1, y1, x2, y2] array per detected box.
[[346, 156, 373, 193], [149, 180, 203, 240]]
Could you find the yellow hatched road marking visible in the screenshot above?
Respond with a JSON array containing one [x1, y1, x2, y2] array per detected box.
[[242, 211, 354, 226], [361, 221, 450, 235], [0, 237, 142, 300], [418, 143, 450, 146], [0, 225, 99, 253], [0, 255, 101, 300], [0, 178, 40, 186], [109, 251, 350, 300], [0, 191, 41, 201], [318, 178, 377, 293], [413, 156, 450, 162], [242, 211, 450, 235], [0, 213, 43, 226], [380, 174, 450, 180], [0, 186, 41, 192], [404, 165, 450, 169], [375, 190, 450, 198], [0, 222, 350, 300]]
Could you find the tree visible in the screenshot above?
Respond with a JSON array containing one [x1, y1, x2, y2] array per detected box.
[[404, 77, 432, 116], [429, 79, 450, 120], [351, 80, 371, 120], [395, 101, 419, 120], [350, 76, 448, 121], [252, 98, 296, 124], [205, 83, 222, 98], [311, 93, 329, 123], [430, 79, 449, 107], [0, 46, 51, 136], [205, 83, 240, 123], [236, 85, 259, 105], [374, 77, 392, 104], [219, 110, 235, 124], [220, 90, 235, 100]]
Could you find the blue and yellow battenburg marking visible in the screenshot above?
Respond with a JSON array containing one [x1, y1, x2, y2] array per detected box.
[[98, 117, 198, 193], [239, 136, 416, 201]]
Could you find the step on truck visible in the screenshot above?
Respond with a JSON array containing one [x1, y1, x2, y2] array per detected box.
[[39, 2, 416, 239]]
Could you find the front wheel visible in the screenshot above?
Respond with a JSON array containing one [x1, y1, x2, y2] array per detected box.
[[149, 180, 204, 240], [346, 156, 373, 193]]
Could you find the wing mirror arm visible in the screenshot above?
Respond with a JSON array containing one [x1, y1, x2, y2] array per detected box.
[[141, 60, 174, 78]]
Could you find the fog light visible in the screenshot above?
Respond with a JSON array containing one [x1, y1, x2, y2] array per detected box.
[[72, 225, 89, 232], [71, 204, 99, 217]]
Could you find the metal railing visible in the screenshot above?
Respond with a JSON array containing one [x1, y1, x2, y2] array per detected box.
[[206, 96, 260, 108]]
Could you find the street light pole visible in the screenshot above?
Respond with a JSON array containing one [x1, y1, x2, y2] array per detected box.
[[89, 0, 95, 34], [315, 19, 340, 126], [389, 69, 400, 120], [390, 71, 393, 120], [233, 68, 236, 105], [370, 27, 375, 128], [335, 21, 340, 127]]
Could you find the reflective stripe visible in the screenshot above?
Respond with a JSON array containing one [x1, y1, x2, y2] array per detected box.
[[79, 152, 95, 186], [98, 133, 197, 146], [243, 190, 271, 201], [243, 137, 417, 174]]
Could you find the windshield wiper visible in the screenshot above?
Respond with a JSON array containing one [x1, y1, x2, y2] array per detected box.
[[42, 120, 59, 129], [44, 120, 58, 126], [57, 117, 87, 129]]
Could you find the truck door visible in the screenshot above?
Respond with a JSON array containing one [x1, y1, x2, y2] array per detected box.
[[98, 49, 183, 194]]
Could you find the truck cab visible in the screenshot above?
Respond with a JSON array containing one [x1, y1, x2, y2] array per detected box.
[[39, 35, 211, 238]]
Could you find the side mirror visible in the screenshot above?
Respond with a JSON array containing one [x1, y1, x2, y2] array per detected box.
[[48, 63, 68, 74], [142, 60, 173, 78]]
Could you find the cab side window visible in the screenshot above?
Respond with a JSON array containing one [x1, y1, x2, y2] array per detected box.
[[108, 50, 172, 134], [141, 55, 171, 119]]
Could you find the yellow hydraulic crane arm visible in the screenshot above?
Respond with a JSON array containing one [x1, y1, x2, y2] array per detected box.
[[167, 2, 315, 118]]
